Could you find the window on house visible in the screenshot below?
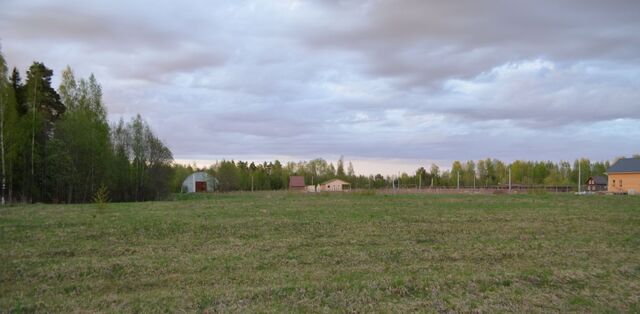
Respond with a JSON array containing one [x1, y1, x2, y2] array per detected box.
[[620, 180, 622, 187], [613, 179, 615, 186]]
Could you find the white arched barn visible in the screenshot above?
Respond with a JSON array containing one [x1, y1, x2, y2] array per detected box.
[[181, 172, 218, 193]]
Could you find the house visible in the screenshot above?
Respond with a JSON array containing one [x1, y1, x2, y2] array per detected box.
[[289, 176, 306, 191], [606, 158, 640, 194], [181, 172, 217, 193], [585, 175, 607, 192], [319, 179, 351, 192]]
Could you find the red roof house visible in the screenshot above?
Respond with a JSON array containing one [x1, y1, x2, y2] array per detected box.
[[289, 176, 306, 191]]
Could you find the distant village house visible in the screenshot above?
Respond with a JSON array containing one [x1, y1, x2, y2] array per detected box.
[[606, 158, 640, 194], [585, 175, 607, 192], [289, 176, 306, 191], [319, 179, 351, 192], [181, 172, 217, 193]]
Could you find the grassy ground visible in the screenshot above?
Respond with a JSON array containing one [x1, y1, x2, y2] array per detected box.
[[1, 192, 639, 312]]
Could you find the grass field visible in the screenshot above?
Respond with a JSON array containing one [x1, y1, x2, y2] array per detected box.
[[1, 192, 639, 312]]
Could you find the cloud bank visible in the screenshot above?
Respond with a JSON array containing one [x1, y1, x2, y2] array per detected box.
[[1, 0, 638, 173]]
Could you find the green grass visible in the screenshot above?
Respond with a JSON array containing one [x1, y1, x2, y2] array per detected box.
[[1, 192, 639, 312]]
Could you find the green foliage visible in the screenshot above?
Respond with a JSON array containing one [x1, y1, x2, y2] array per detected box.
[[217, 160, 240, 192], [171, 163, 195, 193], [50, 66, 112, 203], [92, 184, 110, 204], [426, 158, 614, 189], [0, 51, 173, 203], [336, 155, 346, 178], [109, 115, 173, 202]]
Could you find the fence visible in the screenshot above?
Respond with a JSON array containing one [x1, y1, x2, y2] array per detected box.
[[369, 184, 575, 194]]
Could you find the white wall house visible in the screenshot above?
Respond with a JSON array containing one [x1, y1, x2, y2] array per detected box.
[[319, 179, 351, 192]]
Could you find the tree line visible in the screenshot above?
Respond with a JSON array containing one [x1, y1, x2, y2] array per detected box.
[[0, 49, 173, 203], [409, 158, 613, 189], [174, 156, 627, 192]]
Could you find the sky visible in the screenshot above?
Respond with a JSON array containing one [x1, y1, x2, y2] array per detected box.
[[1, 0, 639, 175]]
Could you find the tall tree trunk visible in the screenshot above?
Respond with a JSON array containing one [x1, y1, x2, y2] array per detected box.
[[30, 80, 37, 202], [8, 159, 11, 203], [1, 89, 5, 205]]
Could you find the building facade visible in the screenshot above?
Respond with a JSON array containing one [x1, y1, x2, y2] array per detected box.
[[289, 176, 306, 191], [319, 179, 351, 192], [607, 158, 640, 194], [585, 176, 607, 192], [181, 172, 217, 193]]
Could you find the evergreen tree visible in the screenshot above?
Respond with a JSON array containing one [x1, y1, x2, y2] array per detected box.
[[336, 155, 345, 178], [20, 62, 65, 201], [9, 68, 26, 115]]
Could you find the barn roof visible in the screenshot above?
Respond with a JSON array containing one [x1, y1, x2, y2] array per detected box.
[[607, 158, 640, 173], [586, 175, 607, 185], [182, 171, 217, 184], [289, 176, 306, 187]]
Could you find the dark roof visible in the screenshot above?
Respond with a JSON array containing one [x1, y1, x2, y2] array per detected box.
[[586, 175, 607, 185], [607, 158, 640, 173], [289, 176, 305, 188]]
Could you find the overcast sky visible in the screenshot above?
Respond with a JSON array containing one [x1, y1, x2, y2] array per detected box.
[[1, 0, 639, 174]]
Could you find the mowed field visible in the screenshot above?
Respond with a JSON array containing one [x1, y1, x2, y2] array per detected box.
[[1, 192, 639, 312]]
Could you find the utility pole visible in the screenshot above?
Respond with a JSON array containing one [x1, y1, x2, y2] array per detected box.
[[578, 162, 581, 193], [391, 175, 395, 192], [251, 174, 254, 192], [418, 173, 422, 190], [473, 175, 476, 190], [457, 171, 460, 190]]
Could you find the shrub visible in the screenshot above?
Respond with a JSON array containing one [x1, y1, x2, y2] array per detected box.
[[93, 184, 111, 209]]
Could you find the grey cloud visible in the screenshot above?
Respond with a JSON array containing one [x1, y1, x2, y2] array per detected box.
[[0, 5, 178, 52], [302, 0, 640, 85], [109, 48, 226, 83], [0, 1, 229, 82], [426, 61, 640, 126]]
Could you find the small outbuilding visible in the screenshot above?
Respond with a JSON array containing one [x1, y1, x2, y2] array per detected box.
[[181, 172, 218, 193], [585, 175, 607, 192], [319, 179, 351, 192], [607, 158, 640, 194], [289, 176, 306, 191]]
